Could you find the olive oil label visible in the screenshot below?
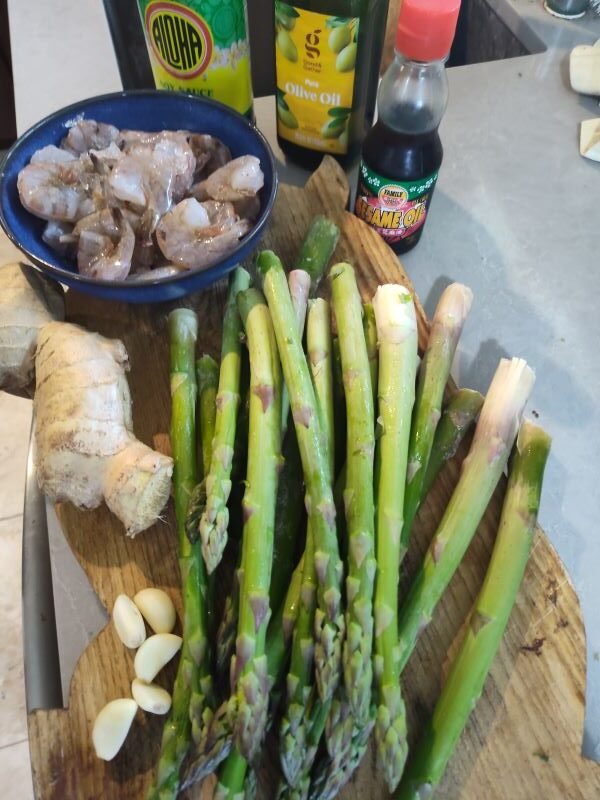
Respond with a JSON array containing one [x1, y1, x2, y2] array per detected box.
[[138, 0, 253, 116], [275, 3, 359, 155], [355, 161, 439, 243]]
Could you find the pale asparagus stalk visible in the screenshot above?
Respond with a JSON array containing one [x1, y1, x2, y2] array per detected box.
[[363, 302, 378, 407], [199, 267, 251, 573], [396, 420, 551, 799], [403, 284, 473, 548], [330, 262, 376, 726], [397, 357, 535, 674], [230, 288, 282, 761], [258, 250, 344, 704], [372, 285, 418, 791]]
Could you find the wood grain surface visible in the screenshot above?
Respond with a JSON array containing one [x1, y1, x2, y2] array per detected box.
[[27, 157, 600, 799]]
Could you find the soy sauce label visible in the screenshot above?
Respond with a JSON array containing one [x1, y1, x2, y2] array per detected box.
[[354, 161, 439, 242]]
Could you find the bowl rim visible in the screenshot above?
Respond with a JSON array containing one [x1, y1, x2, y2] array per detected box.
[[0, 88, 278, 288]]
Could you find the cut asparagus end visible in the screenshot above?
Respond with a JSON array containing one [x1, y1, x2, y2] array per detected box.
[[372, 284, 416, 343], [431, 282, 473, 337], [473, 358, 535, 450]]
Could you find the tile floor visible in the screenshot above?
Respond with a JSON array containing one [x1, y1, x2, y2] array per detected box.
[[0, 232, 35, 798]]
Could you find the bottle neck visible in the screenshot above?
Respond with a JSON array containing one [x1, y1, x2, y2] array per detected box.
[[377, 50, 448, 135]]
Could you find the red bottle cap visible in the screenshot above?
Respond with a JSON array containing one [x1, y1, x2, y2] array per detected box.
[[396, 0, 461, 62]]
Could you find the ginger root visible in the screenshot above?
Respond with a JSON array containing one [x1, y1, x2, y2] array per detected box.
[[34, 321, 173, 536], [0, 262, 64, 391]]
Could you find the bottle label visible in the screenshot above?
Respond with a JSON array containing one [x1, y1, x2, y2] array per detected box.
[[138, 0, 253, 116], [354, 161, 439, 243], [274, 3, 359, 155]]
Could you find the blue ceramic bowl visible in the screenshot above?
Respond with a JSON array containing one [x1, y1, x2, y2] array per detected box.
[[0, 91, 277, 303]]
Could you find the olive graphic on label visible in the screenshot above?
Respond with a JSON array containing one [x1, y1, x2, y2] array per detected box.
[[328, 24, 351, 54], [336, 42, 357, 72], [276, 11, 296, 30], [338, 128, 349, 150], [278, 105, 299, 129], [321, 118, 347, 139], [277, 30, 298, 63]]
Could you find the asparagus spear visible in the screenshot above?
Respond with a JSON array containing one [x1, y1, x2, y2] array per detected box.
[[148, 310, 210, 800], [280, 298, 334, 788], [363, 302, 378, 407], [199, 267, 251, 574], [185, 355, 219, 544], [420, 388, 484, 502], [188, 558, 305, 793], [197, 354, 219, 478], [403, 284, 473, 549], [330, 262, 376, 726], [230, 288, 282, 761], [331, 336, 347, 481], [282, 269, 311, 431], [396, 420, 551, 800], [397, 357, 535, 674], [294, 215, 340, 292], [258, 250, 344, 704], [372, 285, 418, 791]]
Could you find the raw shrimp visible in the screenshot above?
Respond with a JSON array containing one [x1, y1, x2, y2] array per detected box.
[[17, 161, 99, 222], [126, 265, 185, 282], [73, 209, 135, 281], [42, 220, 76, 256], [156, 197, 251, 269], [31, 145, 77, 165], [62, 120, 120, 155], [192, 155, 264, 202], [186, 134, 231, 180]]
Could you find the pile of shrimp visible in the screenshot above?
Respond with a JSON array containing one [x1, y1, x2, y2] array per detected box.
[[17, 119, 264, 282]]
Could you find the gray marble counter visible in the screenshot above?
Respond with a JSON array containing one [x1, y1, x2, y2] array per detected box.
[[7, 0, 600, 765]]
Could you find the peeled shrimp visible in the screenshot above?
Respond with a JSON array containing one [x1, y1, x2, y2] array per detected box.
[[42, 220, 76, 256], [156, 198, 251, 269], [192, 155, 264, 202], [186, 134, 231, 181], [31, 145, 77, 165], [62, 120, 120, 155], [73, 209, 135, 281], [17, 161, 99, 222]]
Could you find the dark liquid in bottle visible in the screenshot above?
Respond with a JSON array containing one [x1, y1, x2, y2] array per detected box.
[[359, 119, 443, 253]]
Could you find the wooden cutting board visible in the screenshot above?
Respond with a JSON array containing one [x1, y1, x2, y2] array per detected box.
[[27, 157, 600, 799]]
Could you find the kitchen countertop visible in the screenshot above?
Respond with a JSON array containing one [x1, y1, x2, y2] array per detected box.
[[4, 0, 600, 771]]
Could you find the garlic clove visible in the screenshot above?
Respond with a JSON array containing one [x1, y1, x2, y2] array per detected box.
[[134, 633, 182, 682], [112, 593, 147, 649], [133, 588, 177, 634], [580, 118, 600, 162], [131, 678, 172, 714], [92, 698, 138, 761]]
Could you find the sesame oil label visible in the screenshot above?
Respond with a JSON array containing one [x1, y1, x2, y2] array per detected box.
[[354, 161, 439, 243], [274, 3, 359, 155], [138, 0, 253, 116]]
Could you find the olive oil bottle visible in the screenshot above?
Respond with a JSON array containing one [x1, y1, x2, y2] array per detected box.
[[274, 0, 389, 169]]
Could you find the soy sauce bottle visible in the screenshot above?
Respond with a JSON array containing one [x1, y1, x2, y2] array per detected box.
[[354, 0, 460, 253]]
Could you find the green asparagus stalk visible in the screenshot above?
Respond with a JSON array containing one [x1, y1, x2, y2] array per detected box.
[[258, 250, 344, 704], [397, 357, 535, 674], [420, 388, 484, 502], [199, 267, 251, 574], [197, 354, 219, 478], [280, 298, 335, 788], [185, 558, 305, 792], [230, 288, 282, 761], [214, 746, 248, 800], [330, 262, 376, 726], [396, 420, 551, 800], [403, 283, 473, 549], [148, 310, 210, 800], [372, 285, 418, 791], [185, 355, 218, 544], [362, 302, 378, 407], [282, 269, 311, 431], [294, 215, 340, 292], [331, 336, 347, 483]]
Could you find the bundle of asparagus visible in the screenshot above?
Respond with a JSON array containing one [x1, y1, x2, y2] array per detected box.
[[147, 216, 549, 800]]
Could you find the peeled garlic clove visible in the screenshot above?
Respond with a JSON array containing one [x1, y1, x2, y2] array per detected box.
[[134, 633, 182, 682], [131, 678, 172, 714], [580, 118, 600, 162], [92, 698, 137, 761], [112, 594, 147, 649], [133, 588, 177, 634]]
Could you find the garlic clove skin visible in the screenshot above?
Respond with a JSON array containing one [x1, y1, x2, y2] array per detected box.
[[133, 588, 177, 634], [134, 633, 182, 682], [131, 678, 172, 714], [92, 698, 138, 761], [112, 594, 147, 649]]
